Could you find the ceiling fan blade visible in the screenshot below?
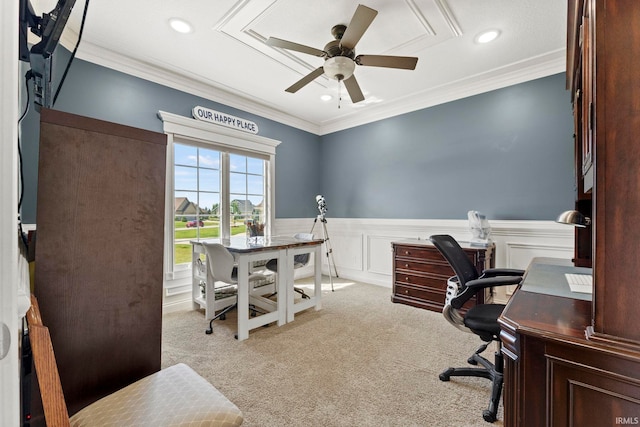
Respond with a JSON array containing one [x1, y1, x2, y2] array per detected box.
[[285, 67, 325, 93], [355, 54, 419, 70], [266, 37, 326, 57], [343, 75, 365, 103], [340, 5, 378, 50]]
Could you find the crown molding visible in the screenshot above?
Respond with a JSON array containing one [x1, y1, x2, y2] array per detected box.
[[318, 49, 566, 134], [58, 29, 316, 133], [65, 34, 564, 136], [72, 39, 322, 135]]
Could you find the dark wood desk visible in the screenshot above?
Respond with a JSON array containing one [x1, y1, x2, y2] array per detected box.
[[499, 258, 640, 427]]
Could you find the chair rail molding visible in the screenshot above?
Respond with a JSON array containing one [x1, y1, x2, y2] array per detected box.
[[162, 218, 574, 312]]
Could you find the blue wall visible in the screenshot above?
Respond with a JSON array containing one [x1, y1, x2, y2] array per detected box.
[[19, 51, 322, 223], [19, 48, 574, 224], [321, 73, 575, 220]]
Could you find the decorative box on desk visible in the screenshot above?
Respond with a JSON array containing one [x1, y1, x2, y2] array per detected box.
[[391, 239, 495, 312]]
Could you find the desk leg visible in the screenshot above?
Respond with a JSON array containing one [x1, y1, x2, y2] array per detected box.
[[276, 248, 287, 326], [313, 244, 322, 310], [285, 248, 295, 323], [286, 244, 323, 322], [236, 256, 249, 341]]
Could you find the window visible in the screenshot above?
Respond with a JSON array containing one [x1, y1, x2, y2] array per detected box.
[[173, 145, 267, 266], [174, 144, 222, 265], [229, 153, 266, 236], [159, 111, 280, 280]]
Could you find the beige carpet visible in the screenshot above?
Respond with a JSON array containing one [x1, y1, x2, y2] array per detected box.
[[162, 277, 504, 427]]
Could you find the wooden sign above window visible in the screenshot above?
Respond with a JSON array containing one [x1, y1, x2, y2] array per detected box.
[[192, 106, 259, 135]]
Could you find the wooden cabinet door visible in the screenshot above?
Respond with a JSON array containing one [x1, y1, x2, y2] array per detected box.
[[34, 109, 167, 418]]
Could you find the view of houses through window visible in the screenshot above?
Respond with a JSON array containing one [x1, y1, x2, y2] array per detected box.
[[173, 143, 266, 266]]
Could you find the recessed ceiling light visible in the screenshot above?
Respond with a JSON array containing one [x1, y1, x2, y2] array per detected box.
[[169, 18, 193, 34], [475, 29, 500, 44], [320, 95, 333, 102]]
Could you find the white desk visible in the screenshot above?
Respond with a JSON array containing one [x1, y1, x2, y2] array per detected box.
[[193, 236, 323, 341]]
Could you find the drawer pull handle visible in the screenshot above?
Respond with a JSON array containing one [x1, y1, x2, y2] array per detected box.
[[405, 263, 410, 268], [405, 276, 410, 282], [404, 289, 410, 294], [404, 251, 411, 255]]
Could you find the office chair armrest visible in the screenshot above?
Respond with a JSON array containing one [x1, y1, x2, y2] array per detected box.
[[451, 275, 522, 309], [466, 275, 522, 290], [481, 268, 526, 277]]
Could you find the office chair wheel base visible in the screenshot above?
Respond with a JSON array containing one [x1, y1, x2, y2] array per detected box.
[[234, 334, 238, 340], [482, 409, 496, 423], [439, 368, 454, 381], [219, 314, 226, 320], [467, 356, 478, 365], [205, 328, 213, 335]]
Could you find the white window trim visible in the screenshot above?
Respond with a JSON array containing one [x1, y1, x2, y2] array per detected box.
[[158, 111, 280, 283]]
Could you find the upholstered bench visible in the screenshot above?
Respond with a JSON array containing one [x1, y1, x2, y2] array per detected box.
[[27, 295, 243, 427], [69, 363, 243, 427]]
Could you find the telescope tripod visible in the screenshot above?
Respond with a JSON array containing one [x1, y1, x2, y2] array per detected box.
[[310, 214, 338, 291]]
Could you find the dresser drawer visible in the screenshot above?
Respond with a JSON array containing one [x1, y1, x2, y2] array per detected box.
[[394, 245, 444, 262], [394, 283, 480, 310], [394, 258, 453, 277], [394, 283, 445, 305], [394, 272, 448, 291]]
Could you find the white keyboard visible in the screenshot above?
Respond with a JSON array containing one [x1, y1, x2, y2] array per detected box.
[[565, 273, 593, 294]]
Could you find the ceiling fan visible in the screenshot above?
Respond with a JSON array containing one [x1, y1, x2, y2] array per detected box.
[[266, 4, 419, 104]]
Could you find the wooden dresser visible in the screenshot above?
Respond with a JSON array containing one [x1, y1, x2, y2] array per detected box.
[[391, 239, 495, 312]]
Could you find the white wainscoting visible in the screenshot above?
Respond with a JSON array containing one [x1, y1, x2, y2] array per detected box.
[[162, 218, 575, 312], [274, 218, 575, 304]]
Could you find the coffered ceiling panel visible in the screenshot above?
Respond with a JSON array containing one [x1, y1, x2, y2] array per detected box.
[[217, 0, 461, 91]]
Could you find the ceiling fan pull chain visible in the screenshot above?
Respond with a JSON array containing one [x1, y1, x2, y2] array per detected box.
[[338, 80, 342, 109]]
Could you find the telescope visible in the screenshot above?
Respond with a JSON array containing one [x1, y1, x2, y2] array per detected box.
[[316, 195, 327, 219]]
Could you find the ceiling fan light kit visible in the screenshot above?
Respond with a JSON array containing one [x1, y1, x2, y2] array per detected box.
[[323, 56, 356, 81], [266, 4, 418, 105]]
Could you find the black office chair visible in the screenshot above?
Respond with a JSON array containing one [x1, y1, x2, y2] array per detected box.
[[429, 234, 524, 423]]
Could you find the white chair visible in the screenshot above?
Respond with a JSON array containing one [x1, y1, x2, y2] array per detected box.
[[265, 233, 314, 299], [202, 243, 267, 335]]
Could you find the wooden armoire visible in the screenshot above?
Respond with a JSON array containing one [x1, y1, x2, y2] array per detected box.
[[31, 109, 166, 422]]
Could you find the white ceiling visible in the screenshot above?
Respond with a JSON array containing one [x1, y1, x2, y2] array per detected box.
[[30, 0, 567, 135]]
